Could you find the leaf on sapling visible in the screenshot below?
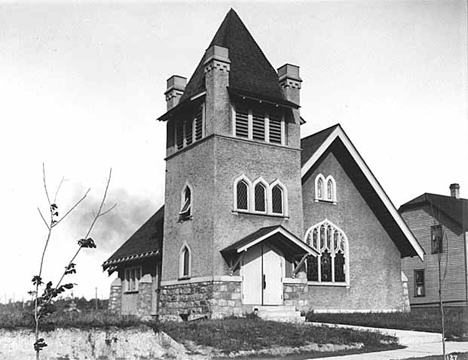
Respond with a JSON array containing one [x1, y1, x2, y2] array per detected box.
[[78, 238, 97, 248], [32, 275, 43, 286], [64, 263, 76, 275], [50, 204, 58, 210], [34, 338, 48, 352]]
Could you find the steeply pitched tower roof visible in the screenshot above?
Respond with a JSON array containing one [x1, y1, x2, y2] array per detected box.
[[179, 9, 289, 106]]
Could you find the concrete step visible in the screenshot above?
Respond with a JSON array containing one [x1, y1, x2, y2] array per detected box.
[[253, 306, 305, 323]]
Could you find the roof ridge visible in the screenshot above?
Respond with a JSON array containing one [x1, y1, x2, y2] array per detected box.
[[301, 123, 341, 141]]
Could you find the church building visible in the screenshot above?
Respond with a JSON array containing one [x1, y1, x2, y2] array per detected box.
[[102, 9, 424, 321]]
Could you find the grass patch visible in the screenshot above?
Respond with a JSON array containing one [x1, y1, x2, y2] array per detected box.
[[306, 307, 468, 340], [0, 307, 145, 331], [160, 317, 399, 355]]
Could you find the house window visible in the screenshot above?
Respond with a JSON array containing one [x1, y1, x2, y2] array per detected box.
[[124, 266, 142, 292], [254, 182, 267, 212], [175, 104, 205, 150], [315, 174, 337, 203], [179, 245, 191, 279], [431, 224, 443, 254], [305, 220, 348, 284], [179, 184, 192, 221], [233, 105, 284, 145], [414, 269, 425, 297]]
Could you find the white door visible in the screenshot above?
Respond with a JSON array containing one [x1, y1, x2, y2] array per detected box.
[[241, 243, 283, 305], [262, 244, 283, 305], [242, 243, 262, 304]]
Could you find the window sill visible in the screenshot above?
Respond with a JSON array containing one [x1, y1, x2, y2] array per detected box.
[[124, 291, 139, 294], [308, 281, 349, 288], [178, 276, 191, 281], [178, 216, 193, 223], [314, 199, 337, 205], [232, 210, 288, 219]]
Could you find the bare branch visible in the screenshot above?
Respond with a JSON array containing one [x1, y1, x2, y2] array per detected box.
[[83, 168, 113, 240], [51, 168, 114, 303], [53, 176, 66, 204], [99, 203, 117, 217], [42, 163, 51, 207], [37, 208, 50, 230], [53, 189, 90, 228]]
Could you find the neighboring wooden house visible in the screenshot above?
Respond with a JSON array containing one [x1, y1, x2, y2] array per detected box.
[[103, 9, 424, 320], [400, 184, 468, 307]]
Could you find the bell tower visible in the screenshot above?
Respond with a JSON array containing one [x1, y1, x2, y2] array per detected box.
[[157, 9, 309, 320]]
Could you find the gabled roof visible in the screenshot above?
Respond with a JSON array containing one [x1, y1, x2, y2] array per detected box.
[[301, 124, 424, 260], [221, 225, 318, 259], [102, 205, 164, 273], [159, 9, 294, 121], [399, 193, 468, 234]]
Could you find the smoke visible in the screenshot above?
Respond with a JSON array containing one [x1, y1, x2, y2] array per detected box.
[[64, 186, 161, 253]]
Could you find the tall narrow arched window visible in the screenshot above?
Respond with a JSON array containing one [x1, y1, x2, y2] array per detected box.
[[254, 182, 267, 212], [272, 185, 283, 214], [305, 219, 349, 285], [179, 184, 192, 221], [315, 174, 325, 200], [236, 180, 249, 210], [270, 180, 287, 216], [179, 245, 191, 279]]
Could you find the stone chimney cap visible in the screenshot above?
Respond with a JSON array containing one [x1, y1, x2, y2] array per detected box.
[[166, 75, 187, 92], [278, 63, 302, 82], [204, 45, 230, 65], [450, 183, 460, 199]]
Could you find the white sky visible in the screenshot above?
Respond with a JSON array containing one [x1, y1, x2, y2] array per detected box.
[[1, 1, 466, 302]]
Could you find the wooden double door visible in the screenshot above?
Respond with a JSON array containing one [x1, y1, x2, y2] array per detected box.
[[241, 243, 283, 305]]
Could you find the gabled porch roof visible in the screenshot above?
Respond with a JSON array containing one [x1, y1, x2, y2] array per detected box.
[[220, 225, 318, 259]]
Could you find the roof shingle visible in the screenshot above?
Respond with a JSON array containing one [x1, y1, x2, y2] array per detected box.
[[102, 205, 164, 270], [179, 9, 289, 107]]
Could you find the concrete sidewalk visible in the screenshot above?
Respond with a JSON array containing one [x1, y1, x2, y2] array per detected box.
[[307, 323, 468, 359], [318, 341, 468, 359]]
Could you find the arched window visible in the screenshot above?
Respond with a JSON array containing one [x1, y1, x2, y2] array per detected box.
[[179, 244, 191, 279], [272, 185, 283, 214], [315, 174, 337, 203], [234, 175, 252, 211], [315, 174, 325, 200], [179, 183, 192, 221], [254, 182, 267, 212], [305, 219, 348, 285]]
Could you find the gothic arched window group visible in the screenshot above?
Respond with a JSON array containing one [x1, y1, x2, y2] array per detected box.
[[305, 219, 349, 285], [315, 174, 337, 203], [234, 175, 287, 216]]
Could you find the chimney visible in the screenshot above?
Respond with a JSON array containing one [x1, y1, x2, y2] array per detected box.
[[450, 183, 460, 199], [165, 75, 187, 111], [278, 64, 302, 106]]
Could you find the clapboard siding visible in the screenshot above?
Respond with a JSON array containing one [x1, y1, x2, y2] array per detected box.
[[401, 208, 467, 306]]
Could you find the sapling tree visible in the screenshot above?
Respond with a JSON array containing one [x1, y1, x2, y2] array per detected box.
[[30, 164, 115, 359]]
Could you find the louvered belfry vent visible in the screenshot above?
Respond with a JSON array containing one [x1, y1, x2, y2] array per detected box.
[[235, 107, 249, 138], [269, 112, 282, 144], [195, 106, 203, 141], [252, 110, 265, 141]]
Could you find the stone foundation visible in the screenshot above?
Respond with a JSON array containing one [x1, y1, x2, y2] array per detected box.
[[159, 280, 242, 320], [283, 278, 309, 311], [108, 278, 122, 313]]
